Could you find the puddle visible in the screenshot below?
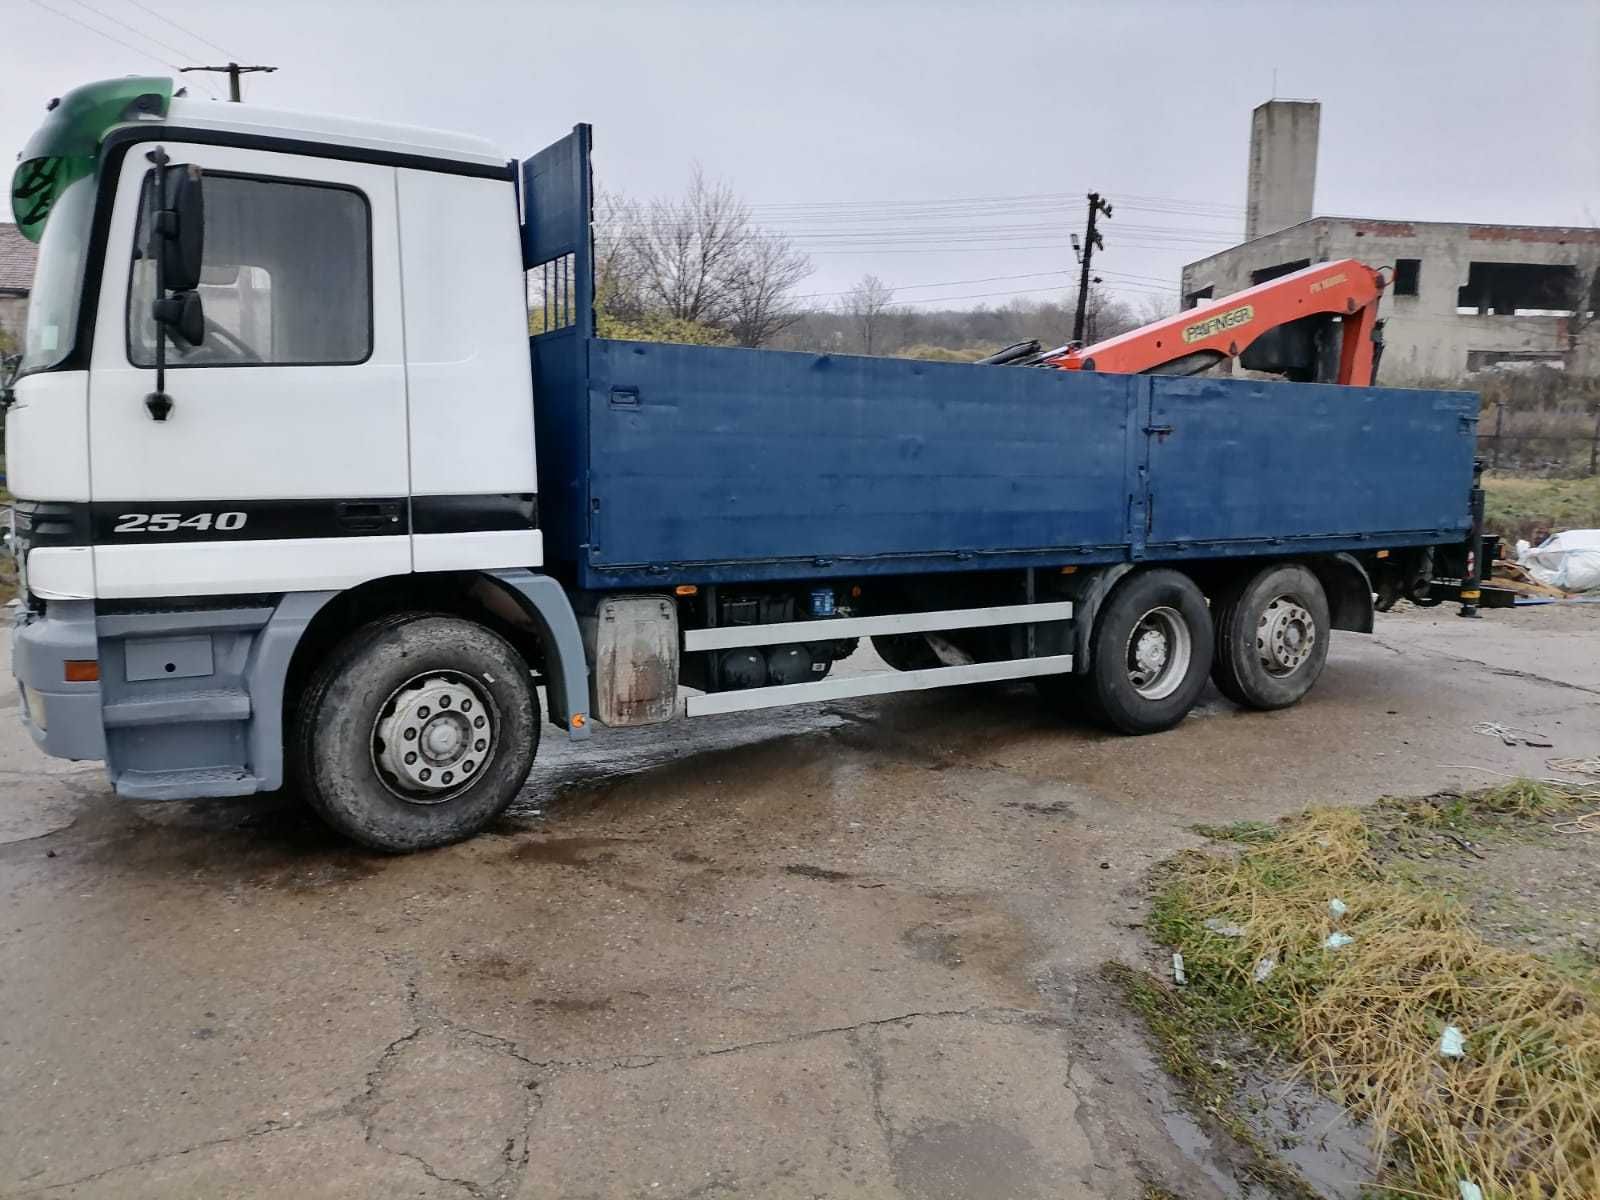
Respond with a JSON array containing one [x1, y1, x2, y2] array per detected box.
[[1235, 1066, 1376, 1200]]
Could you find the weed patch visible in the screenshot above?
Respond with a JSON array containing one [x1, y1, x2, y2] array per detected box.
[[1133, 782, 1600, 1199]]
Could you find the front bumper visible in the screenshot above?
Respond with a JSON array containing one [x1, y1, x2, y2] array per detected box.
[[11, 600, 105, 761]]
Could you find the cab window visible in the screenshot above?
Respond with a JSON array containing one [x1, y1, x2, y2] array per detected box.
[[128, 172, 371, 367]]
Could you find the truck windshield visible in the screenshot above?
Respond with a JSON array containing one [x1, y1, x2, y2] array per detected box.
[[17, 174, 96, 377]]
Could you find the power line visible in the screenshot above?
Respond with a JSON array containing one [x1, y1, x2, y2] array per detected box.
[[798, 269, 1075, 301], [737, 190, 1244, 217], [24, 0, 183, 69], [797, 265, 1178, 303], [124, 0, 233, 58], [884, 279, 1176, 309], [62, 0, 201, 66]]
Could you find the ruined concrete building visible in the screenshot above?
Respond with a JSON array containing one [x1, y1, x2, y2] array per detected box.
[[1182, 100, 1599, 380], [0, 224, 36, 351]]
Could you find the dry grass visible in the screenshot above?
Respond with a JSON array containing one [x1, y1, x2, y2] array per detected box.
[[1149, 782, 1600, 1199], [1484, 473, 1600, 543]]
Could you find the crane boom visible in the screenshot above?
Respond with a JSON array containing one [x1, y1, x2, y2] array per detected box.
[[1041, 259, 1391, 386]]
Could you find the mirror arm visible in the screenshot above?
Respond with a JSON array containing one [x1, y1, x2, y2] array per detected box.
[[144, 146, 174, 422]]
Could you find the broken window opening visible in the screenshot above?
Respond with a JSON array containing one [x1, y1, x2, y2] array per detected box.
[[1250, 259, 1311, 286], [1183, 285, 1213, 310], [1393, 258, 1420, 297], [1455, 261, 1580, 316], [1465, 349, 1566, 372]]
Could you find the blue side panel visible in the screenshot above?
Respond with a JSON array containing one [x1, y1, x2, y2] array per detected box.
[[1144, 377, 1478, 555], [579, 340, 1137, 587]]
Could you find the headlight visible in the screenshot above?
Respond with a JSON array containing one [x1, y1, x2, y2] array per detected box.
[[23, 684, 47, 731]]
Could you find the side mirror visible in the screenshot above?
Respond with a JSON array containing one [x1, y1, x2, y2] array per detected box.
[[153, 290, 205, 348], [157, 164, 204, 292], [0, 350, 20, 410]]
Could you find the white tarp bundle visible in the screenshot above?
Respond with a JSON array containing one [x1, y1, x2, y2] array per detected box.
[[1517, 529, 1600, 593]]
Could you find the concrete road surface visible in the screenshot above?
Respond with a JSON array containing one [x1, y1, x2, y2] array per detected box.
[[2, 604, 1597, 1199]]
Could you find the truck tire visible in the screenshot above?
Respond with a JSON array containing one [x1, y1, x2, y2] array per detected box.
[[1084, 569, 1213, 734], [1210, 564, 1329, 710], [291, 614, 539, 852], [871, 633, 941, 672]]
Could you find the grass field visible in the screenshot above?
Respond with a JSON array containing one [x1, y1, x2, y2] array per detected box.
[[1483, 472, 1600, 542], [1118, 782, 1600, 1200]]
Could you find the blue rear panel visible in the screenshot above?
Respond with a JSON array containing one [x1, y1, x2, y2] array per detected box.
[[1143, 376, 1478, 556]]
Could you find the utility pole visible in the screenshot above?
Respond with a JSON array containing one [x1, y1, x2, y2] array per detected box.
[[1071, 192, 1113, 344], [180, 63, 277, 103]]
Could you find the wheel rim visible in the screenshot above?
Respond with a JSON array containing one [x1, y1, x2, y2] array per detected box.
[[1256, 595, 1316, 677], [1123, 605, 1192, 700], [371, 671, 499, 805]]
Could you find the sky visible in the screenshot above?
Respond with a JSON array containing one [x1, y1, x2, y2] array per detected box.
[[4, 0, 1597, 312]]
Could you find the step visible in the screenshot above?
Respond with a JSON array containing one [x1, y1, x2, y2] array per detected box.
[[102, 689, 252, 728], [113, 765, 262, 801]]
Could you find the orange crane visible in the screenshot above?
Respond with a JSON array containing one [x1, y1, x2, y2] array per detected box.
[[1038, 259, 1391, 386]]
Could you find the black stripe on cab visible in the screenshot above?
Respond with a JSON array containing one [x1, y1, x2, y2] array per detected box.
[[9, 495, 539, 546]]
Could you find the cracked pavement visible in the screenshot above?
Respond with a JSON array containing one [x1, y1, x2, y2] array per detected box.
[[2, 604, 1597, 1198]]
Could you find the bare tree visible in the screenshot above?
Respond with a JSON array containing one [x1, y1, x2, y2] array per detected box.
[[1134, 291, 1180, 326], [628, 166, 751, 326], [597, 168, 813, 346], [1077, 283, 1137, 344], [723, 235, 813, 348], [841, 274, 895, 354], [592, 186, 647, 320]]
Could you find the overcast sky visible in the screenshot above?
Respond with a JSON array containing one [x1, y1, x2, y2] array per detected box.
[[6, 0, 1597, 310]]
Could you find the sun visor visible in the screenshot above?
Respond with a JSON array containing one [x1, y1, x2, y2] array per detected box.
[[10, 77, 172, 241]]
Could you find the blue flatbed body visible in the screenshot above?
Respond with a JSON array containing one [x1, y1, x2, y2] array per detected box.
[[523, 128, 1477, 592]]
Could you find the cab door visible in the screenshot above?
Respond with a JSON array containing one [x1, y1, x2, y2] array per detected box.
[[86, 141, 410, 599]]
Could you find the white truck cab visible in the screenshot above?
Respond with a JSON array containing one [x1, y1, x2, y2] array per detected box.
[[8, 78, 592, 849]]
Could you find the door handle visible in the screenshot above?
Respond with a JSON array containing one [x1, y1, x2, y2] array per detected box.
[[336, 500, 403, 532]]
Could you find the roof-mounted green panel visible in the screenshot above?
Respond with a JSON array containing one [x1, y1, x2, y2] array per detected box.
[[10, 76, 172, 241]]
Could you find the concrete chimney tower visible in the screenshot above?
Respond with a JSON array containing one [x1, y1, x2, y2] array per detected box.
[[1245, 99, 1319, 240]]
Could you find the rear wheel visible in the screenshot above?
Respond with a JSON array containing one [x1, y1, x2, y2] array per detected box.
[[292, 614, 539, 852], [1211, 564, 1330, 710], [1084, 569, 1214, 734], [871, 632, 941, 672]]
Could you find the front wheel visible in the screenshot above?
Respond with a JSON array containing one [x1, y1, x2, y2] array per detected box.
[[1210, 564, 1330, 710], [291, 615, 539, 852], [1084, 569, 1214, 734]]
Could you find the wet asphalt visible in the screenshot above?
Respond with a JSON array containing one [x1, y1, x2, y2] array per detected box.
[[2, 604, 1597, 1198]]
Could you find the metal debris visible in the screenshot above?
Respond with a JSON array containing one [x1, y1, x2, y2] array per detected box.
[[1172, 953, 1186, 985]]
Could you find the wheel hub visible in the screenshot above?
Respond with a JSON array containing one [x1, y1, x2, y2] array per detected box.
[[1256, 596, 1316, 676], [1125, 606, 1192, 700], [1133, 628, 1169, 678], [373, 674, 495, 803]]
